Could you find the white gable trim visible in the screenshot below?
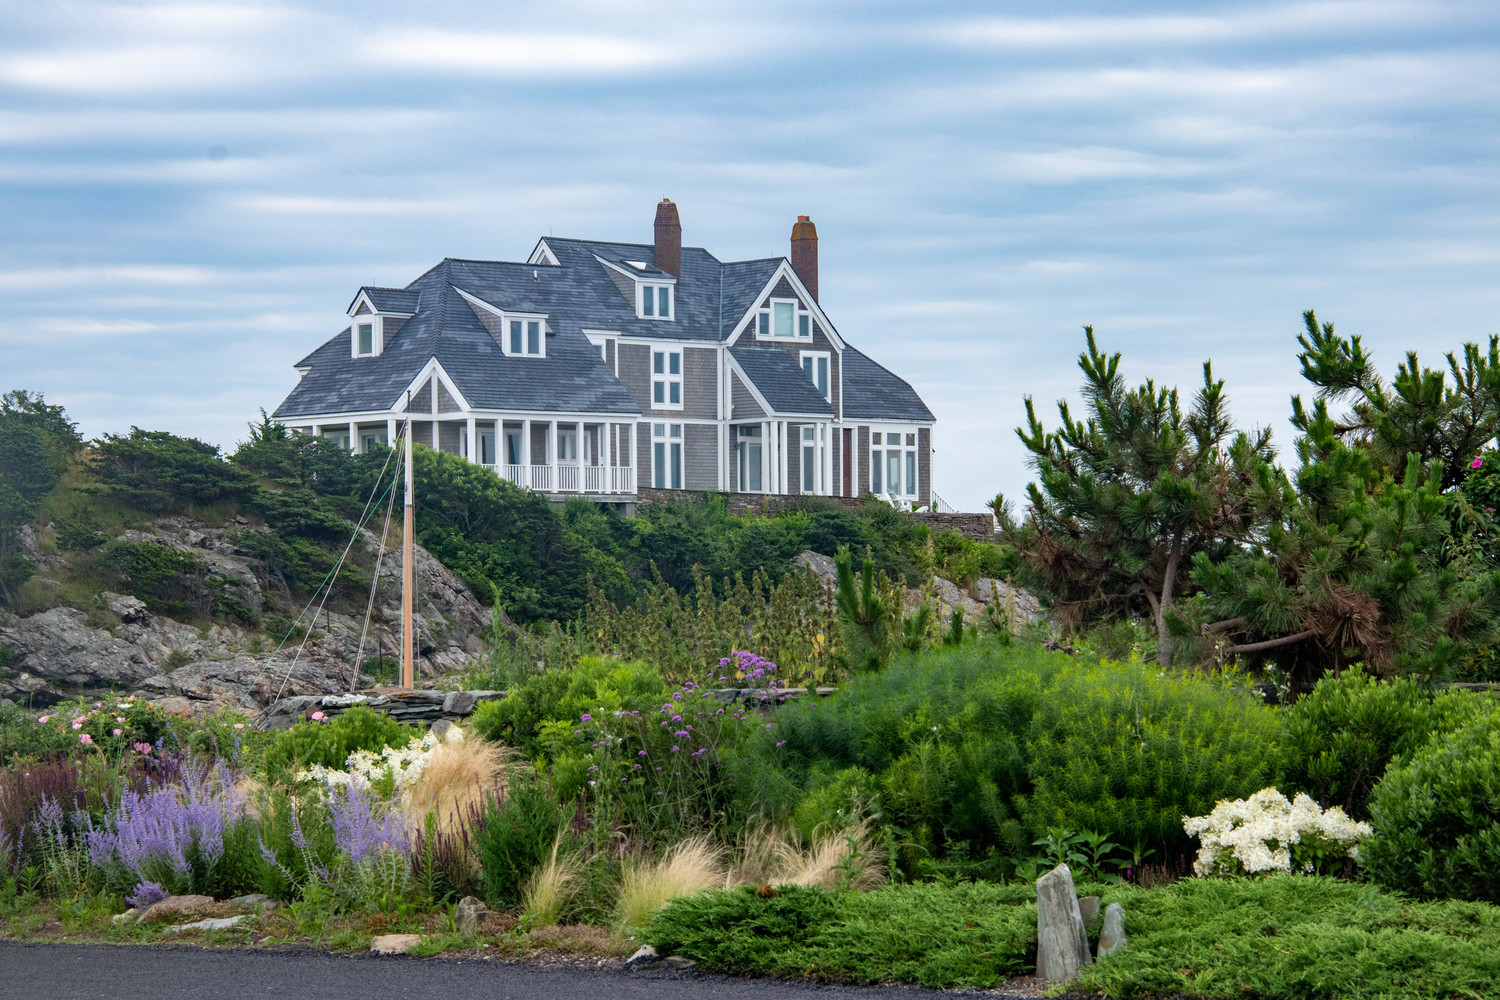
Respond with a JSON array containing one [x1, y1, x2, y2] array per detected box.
[[724, 352, 831, 420], [527, 240, 561, 267], [393, 357, 472, 414], [724, 261, 845, 351]]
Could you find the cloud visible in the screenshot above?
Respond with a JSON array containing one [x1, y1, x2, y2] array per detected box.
[[360, 28, 686, 77]]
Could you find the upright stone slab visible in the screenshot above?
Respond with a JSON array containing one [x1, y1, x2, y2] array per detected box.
[[1036, 864, 1092, 982], [1097, 902, 1127, 957]]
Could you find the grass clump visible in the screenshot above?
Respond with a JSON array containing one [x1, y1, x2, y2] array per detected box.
[[521, 836, 583, 927], [617, 836, 724, 931]]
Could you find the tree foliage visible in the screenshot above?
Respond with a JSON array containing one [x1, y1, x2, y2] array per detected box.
[[993, 328, 1279, 666], [0, 391, 82, 603]]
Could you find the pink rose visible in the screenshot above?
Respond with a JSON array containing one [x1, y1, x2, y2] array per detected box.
[[1473, 456, 1485, 469], [113, 728, 123, 736], [79, 733, 94, 745], [310, 711, 326, 722], [36, 715, 49, 724], [134, 742, 152, 755], [233, 723, 245, 730], [71, 720, 83, 730]]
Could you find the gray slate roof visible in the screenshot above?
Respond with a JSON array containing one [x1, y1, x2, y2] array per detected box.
[[273, 232, 931, 427], [730, 347, 835, 416], [841, 346, 935, 422]]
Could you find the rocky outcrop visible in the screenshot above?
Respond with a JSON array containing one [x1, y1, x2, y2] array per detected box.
[[0, 516, 495, 716], [791, 550, 1044, 630], [1035, 863, 1092, 983]]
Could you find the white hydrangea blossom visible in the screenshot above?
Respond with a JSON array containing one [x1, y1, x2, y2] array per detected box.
[[297, 725, 464, 801], [1183, 787, 1372, 877]]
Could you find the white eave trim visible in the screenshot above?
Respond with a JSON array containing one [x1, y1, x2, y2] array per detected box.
[[593, 253, 679, 285], [393, 357, 473, 414], [527, 240, 561, 267]]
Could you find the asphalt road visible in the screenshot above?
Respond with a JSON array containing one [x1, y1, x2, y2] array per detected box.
[[0, 943, 975, 1000]]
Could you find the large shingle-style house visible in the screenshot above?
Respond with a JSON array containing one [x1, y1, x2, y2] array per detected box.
[[272, 200, 935, 505]]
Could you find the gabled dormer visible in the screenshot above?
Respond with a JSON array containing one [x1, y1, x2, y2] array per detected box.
[[346, 287, 416, 359], [596, 255, 676, 321], [455, 287, 548, 358]]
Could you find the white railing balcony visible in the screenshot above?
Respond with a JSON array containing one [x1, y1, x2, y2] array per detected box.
[[529, 465, 552, 491], [558, 463, 581, 493], [502, 464, 526, 486], [583, 465, 606, 492], [611, 466, 635, 493]]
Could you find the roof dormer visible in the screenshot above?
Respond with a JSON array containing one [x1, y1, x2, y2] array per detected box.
[[453, 287, 548, 358], [347, 287, 415, 359], [595, 256, 676, 321]]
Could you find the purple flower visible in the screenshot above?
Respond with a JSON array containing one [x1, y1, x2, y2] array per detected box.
[[1473, 456, 1484, 469], [671, 746, 679, 752], [325, 784, 408, 864], [637, 750, 647, 756], [580, 713, 592, 722], [127, 881, 168, 909]]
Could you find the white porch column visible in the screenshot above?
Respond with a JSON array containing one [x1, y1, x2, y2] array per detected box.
[[779, 421, 788, 494], [822, 423, 832, 495], [548, 421, 557, 493], [466, 416, 477, 464], [386, 417, 396, 447], [521, 418, 531, 487], [347, 421, 357, 453], [760, 420, 770, 494]]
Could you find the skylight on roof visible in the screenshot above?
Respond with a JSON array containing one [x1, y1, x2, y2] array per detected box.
[[625, 260, 648, 270]]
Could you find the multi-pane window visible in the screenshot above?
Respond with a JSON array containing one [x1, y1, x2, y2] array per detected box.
[[801, 426, 818, 494], [652, 349, 683, 409], [355, 321, 375, 356], [557, 426, 578, 462], [756, 298, 813, 340], [640, 283, 673, 320], [801, 352, 830, 400], [507, 318, 543, 357], [870, 430, 919, 497], [653, 422, 683, 489], [735, 425, 762, 492]]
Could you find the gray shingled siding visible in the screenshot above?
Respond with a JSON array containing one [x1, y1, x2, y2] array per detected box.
[[857, 425, 870, 495], [470, 303, 504, 349], [437, 381, 458, 413], [685, 424, 718, 491], [918, 426, 931, 505], [603, 264, 635, 306], [684, 347, 716, 419], [530, 423, 549, 464], [382, 316, 407, 350], [439, 422, 462, 455], [414, 421, 433, 447], [617, 343, 651, 413], [412, 379, 433, 414], [636, 422, 652, 482], [760, 276, 797, 305], [354, 302, 371, 315], [605, 339, 615, 370], [731, 372, 764, 418]]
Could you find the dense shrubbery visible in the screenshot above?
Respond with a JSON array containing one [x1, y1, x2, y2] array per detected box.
[[261, 704, 418, 781], [1361, 706, 1500, 902]]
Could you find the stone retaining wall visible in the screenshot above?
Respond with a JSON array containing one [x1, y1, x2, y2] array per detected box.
[[635, 488, 996, 540], [259, 685, 837, 730]]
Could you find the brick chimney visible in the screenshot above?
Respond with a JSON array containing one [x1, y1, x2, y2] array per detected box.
[[653, 198, 681, 277], [790, 215, 818, 301]]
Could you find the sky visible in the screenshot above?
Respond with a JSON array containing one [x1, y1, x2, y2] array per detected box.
[[1, 0, 1497, 512]]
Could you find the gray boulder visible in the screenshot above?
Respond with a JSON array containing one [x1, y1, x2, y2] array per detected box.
[[1097, 902, 1127, 957], [1035, 864, 1091, 982], [455, 895, 486, 935]]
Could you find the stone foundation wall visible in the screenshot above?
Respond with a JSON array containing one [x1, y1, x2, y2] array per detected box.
[[636, 488, 996, 540]]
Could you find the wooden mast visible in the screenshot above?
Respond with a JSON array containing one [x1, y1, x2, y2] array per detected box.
[[401, 404, 415, 690]]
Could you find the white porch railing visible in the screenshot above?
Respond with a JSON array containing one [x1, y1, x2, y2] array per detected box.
[[491, 460, 633, 494], [611, 466, 635, 492], [529, 465, 552, 491], [502, 464, 526, 486], [584, 465, 606, 492], [557, 463, 581, 493]]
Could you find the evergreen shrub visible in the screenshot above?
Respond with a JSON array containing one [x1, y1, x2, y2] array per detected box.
[[262, 704, 417, 781], [469, 657, 671, 759], [1018, 661, 1281, 856], [473, 774, 567, 907], [1361, 706, 1500, 902]]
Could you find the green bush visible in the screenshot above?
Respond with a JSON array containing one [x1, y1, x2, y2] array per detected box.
[[1281, 668, 1442, 818], [1019, 661, 1282, 856], [648, 882, 1037, 988], [735, 646, 1066, 862], [89, 428, 256, 513], [261, 704, 417, 781], [469, 657, 671, 759], [473, 774, 567, 907], [1362, 706, 1500, 902]]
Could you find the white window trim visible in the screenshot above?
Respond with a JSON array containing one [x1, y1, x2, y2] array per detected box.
[[869, 425, 920, 498], [799, 350, 831, 401], [652, 347, 684, 411], [636, 282, 675, 321], [652, 421, 684, 489], [756, 297, 815, 342], [352, 315, 381, 358], [501, 312, 548, 359]]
